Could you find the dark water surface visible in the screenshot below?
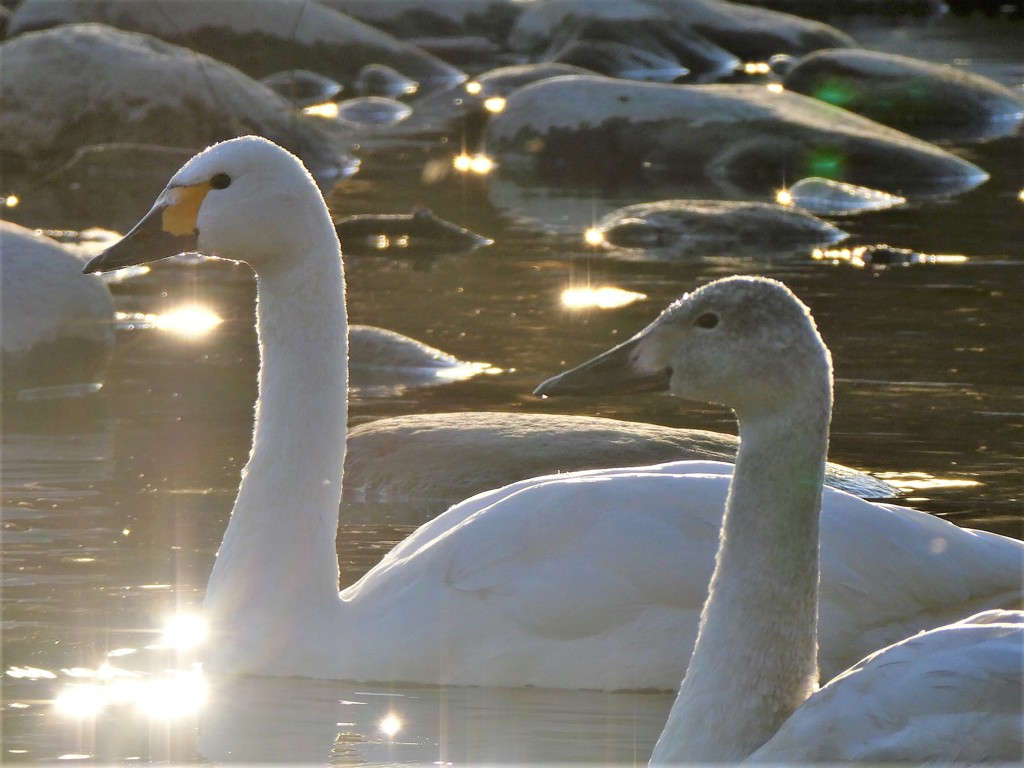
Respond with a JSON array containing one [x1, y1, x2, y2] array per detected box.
[[2, 14, 1023, 765]]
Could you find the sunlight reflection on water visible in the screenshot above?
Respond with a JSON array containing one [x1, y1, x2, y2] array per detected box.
[[116, 305, 222, 339], [562, 286, 648, 309]]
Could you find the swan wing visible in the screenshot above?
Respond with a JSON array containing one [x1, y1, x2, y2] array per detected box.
[[748, 611, 1024, 763], [817, 488, 1024, 677], [372, 460, 733, 568], [438, 473, 724, 639], [352, 472, 725, 641]]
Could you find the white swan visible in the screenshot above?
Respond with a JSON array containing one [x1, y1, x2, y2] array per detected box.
[[2, 220, 116, 399], [83, 137, 1022, 690], [536, 276, 1023, 761], [343, 410, 897, 524]]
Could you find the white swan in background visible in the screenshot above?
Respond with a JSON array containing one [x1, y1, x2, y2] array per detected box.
[[84, 137, 1023, 690], [347, 324, 494, 397], [1, 220, 116, 399], [536, 277, 1023, 761], [343, 411, 897, 525]]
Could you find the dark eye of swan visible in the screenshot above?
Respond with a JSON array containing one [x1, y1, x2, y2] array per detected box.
[[210, 173, 232, 190], [694, 311, 719, 329]]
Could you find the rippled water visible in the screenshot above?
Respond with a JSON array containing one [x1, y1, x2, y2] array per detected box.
[[3, 14, 1023, 765]]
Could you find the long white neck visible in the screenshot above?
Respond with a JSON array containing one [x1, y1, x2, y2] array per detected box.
[[204, 238, 348, 664], [650, 383, 831, 764]]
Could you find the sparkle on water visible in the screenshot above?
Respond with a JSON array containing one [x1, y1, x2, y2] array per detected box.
[[874, 472, 982, 492], [453, 152, 494, 175], [302, 101, 340, 119], [117, 306, 223, 338], [379, 714, 402, 738], [561, 286, 648, 310], [483, 96, 506, 114], [158, 612, 208, 650]]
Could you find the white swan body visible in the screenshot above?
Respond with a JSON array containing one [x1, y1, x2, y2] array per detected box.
[[347, 324, 491, 396], [535, 277, 1023, 759], [343, 410, 897, 524], [2, 220, 116, 398], [84, 138, 1023, 692], [748, 610, 1024, 763]]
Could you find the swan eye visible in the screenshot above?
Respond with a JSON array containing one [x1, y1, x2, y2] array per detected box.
[[694, 312, 719, 329], [210, 173, 232, 190]]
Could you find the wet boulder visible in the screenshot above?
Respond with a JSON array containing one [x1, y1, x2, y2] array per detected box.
[[811, 243, 968, 269], [590, 199, 847, 259], [508, 0, 855, 64], [483, 76, 989, 198], [468, 62, 596, 101], [260, 69, 344, 108], [780, 48, 1024, 144], [319, 0, 523, 48], [549, 38, 690, 82], [778, 177, 906, 215], [336, 208, 493, 257], [1, 221, 116, 400], [0, 24, 355, 185], [8, 0, 465, 94], [541, 16, 739, 83]]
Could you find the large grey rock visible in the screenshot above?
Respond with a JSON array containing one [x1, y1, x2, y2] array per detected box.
[[591, 199, 848, 259], [320, 0, 523, 45], [508, 0, 855, 61], [483, 76, 989, 197], [8, 0, 465, 93], [0, 24, 353, 183], [781, 48, 1024, 144]]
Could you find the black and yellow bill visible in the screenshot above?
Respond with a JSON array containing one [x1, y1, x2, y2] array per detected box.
[[83, 181, 215, 274]]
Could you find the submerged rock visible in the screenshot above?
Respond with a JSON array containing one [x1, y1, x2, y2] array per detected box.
[[811, 243, 968, 268], [483, 76, 989, 197], [8, 0, 466, 94], [0, 24, 355, 186], [591, 199, 847, 259], [330, 97, 414, 129], [355, 64, 420, 98], [781, 48, 1024, 143], [550, 38, 689, 82], [336, 207, 493, 256], [778, 177, 906, 215], [1, 221, 116, 400], [260, 69, 344, 108], [467, 62, 596, 101]]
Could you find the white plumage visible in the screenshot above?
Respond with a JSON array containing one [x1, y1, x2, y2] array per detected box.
[[85, 137, 1023, 695], [536, 276, 1023, 761]]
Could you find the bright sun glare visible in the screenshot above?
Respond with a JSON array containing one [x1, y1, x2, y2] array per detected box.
[[452, 152, 494, 175], [153, 306, 223, 338], [159, 612, 208, 650], [379, 714, 402, 738], [561, 286, 647, 310]]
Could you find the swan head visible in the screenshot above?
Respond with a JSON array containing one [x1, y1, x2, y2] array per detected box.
[[84, 136, 335, 275], [536, 276, 832, 419]]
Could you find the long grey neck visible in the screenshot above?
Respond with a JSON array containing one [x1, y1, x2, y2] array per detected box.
[[204, 247, 348, 637], [650, 388, 831, 764]]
